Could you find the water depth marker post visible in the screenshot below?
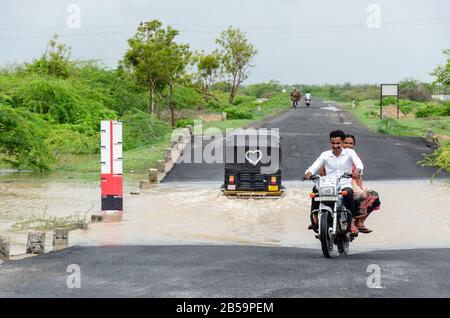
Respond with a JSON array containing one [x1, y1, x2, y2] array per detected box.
[[100, 120, 123, 216]]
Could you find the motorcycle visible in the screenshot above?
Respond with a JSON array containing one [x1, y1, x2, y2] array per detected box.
[[305, 98, 311, 107], [304, 172, 355, 258]]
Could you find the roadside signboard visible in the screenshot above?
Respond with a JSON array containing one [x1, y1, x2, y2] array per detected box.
[[380, 84, 399, 119]]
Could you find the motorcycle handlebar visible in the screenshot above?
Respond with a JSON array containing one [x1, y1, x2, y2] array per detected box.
[[303, 172, 352, 181]]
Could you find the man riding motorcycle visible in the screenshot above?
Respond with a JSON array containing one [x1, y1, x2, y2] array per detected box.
[[304, 130, 363, 235], [290, 88, 301, 108], [304, 92, 312, 107]]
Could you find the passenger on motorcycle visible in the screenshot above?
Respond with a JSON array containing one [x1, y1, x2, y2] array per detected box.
[[304, 130, 363, 235], [343, 134, 380, 234]]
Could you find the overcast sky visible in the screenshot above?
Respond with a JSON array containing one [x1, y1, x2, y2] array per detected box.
[[0, 0, 449, 84]]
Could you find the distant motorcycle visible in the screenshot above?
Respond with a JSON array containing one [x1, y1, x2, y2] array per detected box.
[[305, 98, 311, 107], [304, 172, 355, 258]]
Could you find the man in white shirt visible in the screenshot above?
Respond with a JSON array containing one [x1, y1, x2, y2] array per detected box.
[[304, 130, 363, 234], [304, 92, 311, 100]]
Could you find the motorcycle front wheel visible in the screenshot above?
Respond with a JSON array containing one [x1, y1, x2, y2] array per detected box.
[[337, 235, 350, 255], [319, 212, 334, 258]]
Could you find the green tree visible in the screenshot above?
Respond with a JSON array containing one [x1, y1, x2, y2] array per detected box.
[[194, 50, 222, 95], [121, 20, 181, 114], [216, 27, 257, 104], [163, 42, 192, 128], [432, 49, 450, 88]]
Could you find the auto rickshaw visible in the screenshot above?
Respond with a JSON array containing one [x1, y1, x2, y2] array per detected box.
[[222, 129, 284, 198]]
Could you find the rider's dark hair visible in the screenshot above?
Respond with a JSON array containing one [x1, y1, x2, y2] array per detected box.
[[345, 134, 356, 145], [329, 130, 346, 140]]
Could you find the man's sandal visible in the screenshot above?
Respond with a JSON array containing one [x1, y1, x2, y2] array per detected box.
[[357, 226, 373, 234]]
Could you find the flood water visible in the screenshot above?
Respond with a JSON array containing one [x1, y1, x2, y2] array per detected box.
[[1, 174, 450, 256]]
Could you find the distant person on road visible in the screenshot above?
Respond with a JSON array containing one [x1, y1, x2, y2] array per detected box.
[[304, 92, 312, 107], [290, 88, 301, 108]]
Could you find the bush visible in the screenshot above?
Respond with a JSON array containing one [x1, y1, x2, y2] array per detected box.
[[239, 81, 282, 98], [205, 99, 227, 110], [0, 104, 53, 171], [419, 141, 450, 174], [25, 35, 73, 79], [398, 100, 414, 114], [399, 78, 432, 101], [379, 96, 397, 106], [224, 106, 254, 119], [121, 109, 171, 150], [176, 118, 194, 128], [376, 118, 404, 134], [161, 85, 203, 110], [6, 76, 117, 131], [415, 103, 450, 118], [232, 95, 255, 106], [45, 125, 99, 157]]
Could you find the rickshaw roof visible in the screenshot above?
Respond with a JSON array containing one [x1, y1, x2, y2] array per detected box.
[[225, 130, 281, 147]]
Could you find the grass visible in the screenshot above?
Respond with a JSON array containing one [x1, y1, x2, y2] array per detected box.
[[11, 214, 89, 232], [336, 99, 450, 138], [203, 94, 289, 131]]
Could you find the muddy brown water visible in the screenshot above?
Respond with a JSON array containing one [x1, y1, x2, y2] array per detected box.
[[1, 174, 449, 256]]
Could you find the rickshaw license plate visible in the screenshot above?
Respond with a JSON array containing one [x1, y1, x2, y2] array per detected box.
[[268, 185, 279, 191], [227, 185, 236, 190]]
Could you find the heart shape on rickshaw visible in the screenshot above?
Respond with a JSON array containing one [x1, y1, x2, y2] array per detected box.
[[245, 150, 263, 166]]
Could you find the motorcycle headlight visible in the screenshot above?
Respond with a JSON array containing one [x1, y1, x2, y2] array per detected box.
[[319, 186, 335, 196]]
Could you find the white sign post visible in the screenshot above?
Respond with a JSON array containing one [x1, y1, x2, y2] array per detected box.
[[380, 84, 399, 119]]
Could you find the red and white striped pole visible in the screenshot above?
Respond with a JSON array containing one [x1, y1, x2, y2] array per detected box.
[[100, 120, 123, 215]]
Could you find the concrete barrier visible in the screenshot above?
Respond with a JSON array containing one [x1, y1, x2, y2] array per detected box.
[[157, 160, 165, 173], [148, 168, 158, 183], [91, 214, 104, 223], [53, 228, 69, 251], [26, 232, 45, 255], [164, 148, 172, 162], [140, 180, 151, 189], [0, 236, 10, 261]]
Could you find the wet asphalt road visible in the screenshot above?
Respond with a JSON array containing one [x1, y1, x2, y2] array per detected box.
[[1, 99, 449, 298], [164, 98, 442, 182], [1, 245, 450, 297]]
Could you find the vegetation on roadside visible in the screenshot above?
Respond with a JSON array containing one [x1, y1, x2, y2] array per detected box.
[[0, 22, 286, 177], [11, 214, 89, 232], [419, 141, 450, 174]]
